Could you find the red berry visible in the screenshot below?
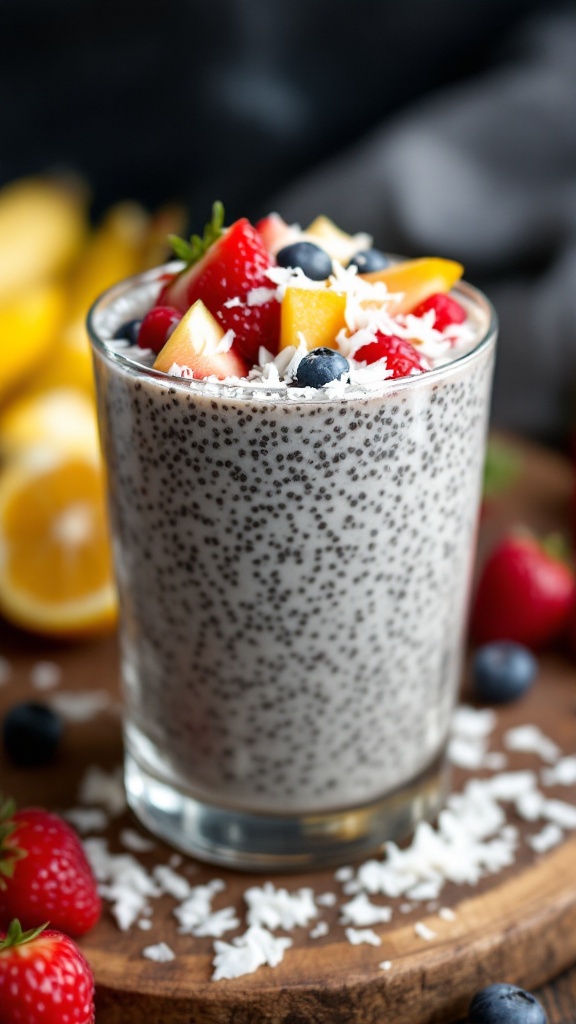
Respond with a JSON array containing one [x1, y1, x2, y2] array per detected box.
[[470, 531, 576, 649], [160, 218, 280, 363], [411, 292, 466, 331], [0, 919, 95, 1024], [355, 332, 429, 378], [137, 305, 182, 353], [0, 804, 101, 937]]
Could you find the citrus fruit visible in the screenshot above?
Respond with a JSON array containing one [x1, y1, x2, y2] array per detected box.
[[0, 451, 117, 637], [0, 284, 65, 402], [0, 387, 100, 461]]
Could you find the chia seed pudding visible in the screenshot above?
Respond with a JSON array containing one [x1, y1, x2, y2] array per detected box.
[[88, 212, 497, 864]]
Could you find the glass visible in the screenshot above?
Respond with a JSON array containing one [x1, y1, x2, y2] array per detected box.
[[88, 266, 497, 870]]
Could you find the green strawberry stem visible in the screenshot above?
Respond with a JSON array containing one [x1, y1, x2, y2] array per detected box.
[[0, 918, 48, 950], [0, 794, 26, 891], [169, 201, 225, 267]]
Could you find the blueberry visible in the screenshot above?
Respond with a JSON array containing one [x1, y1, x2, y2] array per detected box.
[[468, 983, 547, 1024], [3, 701, 63, 767], [276, 241, 332, 280], [295, 347, 350, 388], [112, 319, 142, 345], [347, 248, 390, 273], [472, 642, 538, 703]]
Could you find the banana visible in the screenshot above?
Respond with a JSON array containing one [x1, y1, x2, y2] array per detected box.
[[0, 176, 88, 302]]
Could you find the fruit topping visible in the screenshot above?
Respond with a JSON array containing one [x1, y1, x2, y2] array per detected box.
[[0, 919, 95, 1024], [3, 701, 63, 767], [112, 317, 142, 345], [348, 248, 389, 273], [411, 291, 466, 331], [255, 213, 298, 255], [468, 983, 547, 1024], [355, 332, 429, 378], [137, 305, 182, 353], [472, 642, 538, 703], [153, 299, 248, 380], [304, 215, 371, 265], [0, 798, 101, 936], [160, 204, 279, 363], [470, 530, 576, 649], [360, 256, 464, 314], [280, 288, 346, 352], [295, 348, 350, 388], [276, 241, 332, 281]]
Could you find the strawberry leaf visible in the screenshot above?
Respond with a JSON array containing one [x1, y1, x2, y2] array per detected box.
[[169, 201, 225, 267], [0, 918, 48, 950]]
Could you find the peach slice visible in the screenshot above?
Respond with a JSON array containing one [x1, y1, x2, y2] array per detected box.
[[280, 287, 347, 351], [304, 215, 370, 265], [361, 257, 464, 315], [153, 299, 248, 379]]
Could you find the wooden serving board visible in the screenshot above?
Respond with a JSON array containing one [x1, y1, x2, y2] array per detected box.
[[1, 434, 576, 1024]]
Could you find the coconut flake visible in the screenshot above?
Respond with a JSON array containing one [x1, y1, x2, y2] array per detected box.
[[30, 661, 62, 690], [120, 829, 156, 853], [244, 882, 318, 931], [527, 823, 564, 853], [414, 922, 436, 941], [212, 926, 292, 981], [50, 690, 112, 723], [340, 893, 392, 927], [503, 725, 561, 764], [541, 757, 576, 787], [64, 807, 109, 834], [142, 942, 175, 963], [345, 927, 381, 947], [78, 765, 126, 816]]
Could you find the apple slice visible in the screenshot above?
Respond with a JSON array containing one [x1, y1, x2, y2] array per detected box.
[[153, 299, 248, 380], [360, 257, 464, 315], [280, 287, 347, 351]]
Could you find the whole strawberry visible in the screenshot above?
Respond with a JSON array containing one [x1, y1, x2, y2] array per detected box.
[[0, 798, 101, 937], [160, 201, 280, 363], [470, 530, 576, 649], [0, 918, 95, 1024]]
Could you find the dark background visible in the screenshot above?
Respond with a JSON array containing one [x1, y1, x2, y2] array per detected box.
[[0, 0, 550, 224]]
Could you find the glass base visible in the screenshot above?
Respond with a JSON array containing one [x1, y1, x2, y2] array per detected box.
[[124, 749, 450, 871]]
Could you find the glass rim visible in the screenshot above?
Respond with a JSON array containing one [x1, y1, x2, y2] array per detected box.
[[87, 262, 498, 403]]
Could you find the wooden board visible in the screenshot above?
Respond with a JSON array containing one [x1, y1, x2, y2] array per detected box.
[[1, 433, 576, 1024]]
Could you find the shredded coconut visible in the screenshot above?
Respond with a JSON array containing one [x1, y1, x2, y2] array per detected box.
[[50, 690, 112, 723], [244, 882, 318, 931], [309, 921, 330, 939], [339, 893, 393, 927], [345, 927, 381, 947], [78, 765, 126, 816], [379, 960, 392, 971], [120, 829, 156, 853], [212, 926, 292, 981], [142, 942, 175, 963], [414, 922, 436, 941], [64, 807, 109, 834], [503, 725, 561, 764], [527, 823, 564, 853], [542, 757, 576, 787]]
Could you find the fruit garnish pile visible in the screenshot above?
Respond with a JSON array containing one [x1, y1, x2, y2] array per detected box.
[[0, 174, 186, 639], [112, 203, 473, 389]]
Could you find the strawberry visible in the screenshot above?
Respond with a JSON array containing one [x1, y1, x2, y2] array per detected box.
[[354, 332, 429, 377], [160, 202, 280, 363], [470, 530, 576, 649], [0, 799, 101, 937], [255, 212, 298, 255], [410, 291, 466, 331], [0, 919, 95, 1024]]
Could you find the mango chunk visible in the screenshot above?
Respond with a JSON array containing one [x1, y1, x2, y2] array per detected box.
[[304, 215, 366, 264], [361, 257, 464, 315], [280, 288, 347, 351]]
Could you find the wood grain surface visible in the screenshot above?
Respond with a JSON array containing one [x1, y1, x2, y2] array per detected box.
[[1, 433, 576, 1023]]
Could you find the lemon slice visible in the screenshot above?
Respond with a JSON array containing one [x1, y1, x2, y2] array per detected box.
[[0, 452, 117, 637]]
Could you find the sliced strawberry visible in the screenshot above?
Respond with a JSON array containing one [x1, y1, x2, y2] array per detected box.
[[255, 213, 299, 255], [153, 299, 248, 380], [411, 292, 466, 331], [0, 919, 95, 1024], [160, 216, 280, 363], [355, 332, 429, 378]]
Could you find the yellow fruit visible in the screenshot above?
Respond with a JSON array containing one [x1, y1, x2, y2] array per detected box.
[[153, 299, 225, 373], [280, 288, 346, 351], [38, 320, 96, 393], [0, 387, 100, 462], [0, 284, 66, 402], [68, 201, 151, 319], [0, 451, 117, 638], [361, 257, 464, 314], [304, 215, 367, 264], [0, 176, 88, 303]]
